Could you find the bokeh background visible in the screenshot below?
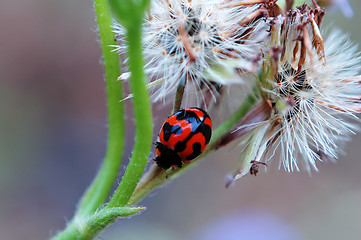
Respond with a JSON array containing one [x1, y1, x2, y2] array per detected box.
[[1, 1, 361, 239]]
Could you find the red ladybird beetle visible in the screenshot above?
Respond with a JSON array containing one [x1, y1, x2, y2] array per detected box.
[[155, 107, 212, 170]]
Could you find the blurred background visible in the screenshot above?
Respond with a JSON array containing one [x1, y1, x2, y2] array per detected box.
[[1, 1, 361, 239]]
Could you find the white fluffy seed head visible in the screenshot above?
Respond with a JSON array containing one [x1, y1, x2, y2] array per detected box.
[[259, 9, 361, 173], [113, 0, 268, 104], [231, 6, 361, 180]]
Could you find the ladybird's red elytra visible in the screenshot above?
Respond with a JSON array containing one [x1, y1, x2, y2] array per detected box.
[[155, 107, 212, 170]]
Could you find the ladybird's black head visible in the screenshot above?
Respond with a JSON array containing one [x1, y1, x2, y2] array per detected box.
[[154, 142, 183, 170]]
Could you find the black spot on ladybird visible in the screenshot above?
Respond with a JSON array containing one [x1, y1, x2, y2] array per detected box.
[[185, 142, 202, 160]]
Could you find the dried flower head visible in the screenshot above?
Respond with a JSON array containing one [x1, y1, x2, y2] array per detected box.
[[114, 0, 268, 103], [226, 4, 361, 182]]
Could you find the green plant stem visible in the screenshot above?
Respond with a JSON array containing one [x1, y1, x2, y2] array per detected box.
[[52, 207, 145, 240], [51, 1, 125, 239], [75, 0, 125, 218], [129, 92, 258, 205], [52, 223, 79, 240], [106, 20, 153, 208]]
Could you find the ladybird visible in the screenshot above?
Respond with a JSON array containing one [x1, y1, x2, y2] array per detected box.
[[155, 107, 212, 170]]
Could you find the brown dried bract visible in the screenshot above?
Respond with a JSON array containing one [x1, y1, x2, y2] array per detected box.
[[224, 8, 267, 38], [269, 46, 283, 82], [285, 0, 294, 12], [310, 17, 326, 65], [281, 4, 327, 71]]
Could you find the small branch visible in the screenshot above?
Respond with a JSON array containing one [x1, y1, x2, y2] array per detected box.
[[217, 100, 272, 148], [129, 166, 165, 204], [172, 77, 187, 113]]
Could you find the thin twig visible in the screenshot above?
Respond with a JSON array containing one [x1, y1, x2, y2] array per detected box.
[[172, 76, 187, 113]]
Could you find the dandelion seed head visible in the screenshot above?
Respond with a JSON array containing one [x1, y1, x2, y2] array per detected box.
[[113, 0, 268, 103], [262, 8, 361, 172], [230, 5, 361, 179]]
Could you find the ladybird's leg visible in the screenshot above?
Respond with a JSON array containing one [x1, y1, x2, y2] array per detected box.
[[174, 158, 182, 168], [249, 160, 268, 176]]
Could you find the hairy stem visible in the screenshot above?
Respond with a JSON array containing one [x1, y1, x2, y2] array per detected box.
[[76, 0, 125, 218], [52, 207, 145, 240], [52, 223, 79, 240], [106, 19, 153, 208], [51, 1, 125, 239]]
